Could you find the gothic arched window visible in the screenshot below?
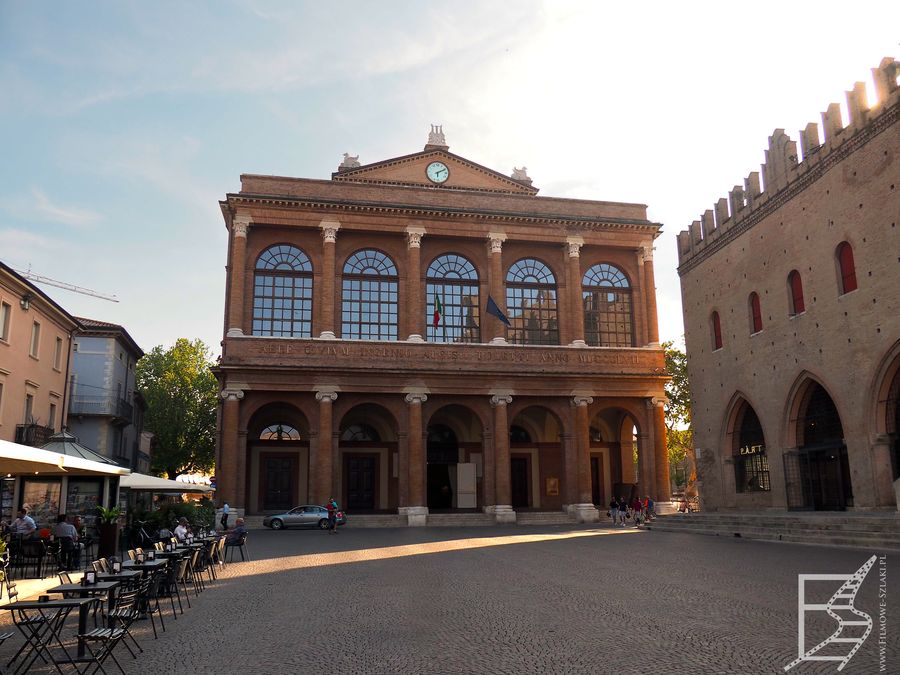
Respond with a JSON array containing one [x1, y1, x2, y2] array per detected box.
[[582, 263, 633, 346], [341, 250, 398, 340], [426, 254, 480, 343], [749, 292, 763, 334], [836, 242, 858, 295], [506, 258, 559, 345], [788, 270, 805, 315], [253, 245, 313, 337]]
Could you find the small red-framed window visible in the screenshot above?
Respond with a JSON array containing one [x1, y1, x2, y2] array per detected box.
[[749, 292, 763, 333], [788, 270, 805, 315], [711, 311, 723, 350], [836, 242, 857, 294]]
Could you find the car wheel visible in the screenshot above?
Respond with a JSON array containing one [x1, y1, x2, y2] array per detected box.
[[318, 518, 330, 530], [271, 519, 284, 530]]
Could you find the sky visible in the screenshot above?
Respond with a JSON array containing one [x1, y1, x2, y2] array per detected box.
[[1, 1, 897, 357]]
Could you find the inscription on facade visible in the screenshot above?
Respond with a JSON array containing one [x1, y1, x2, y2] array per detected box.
[[254, 341, 645, 367]]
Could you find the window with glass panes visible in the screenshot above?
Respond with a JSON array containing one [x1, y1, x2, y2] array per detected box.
[[342, 250, 398, 340], [733, 404, 770, 492], [582, 264, 634, 347], [506, 259, 559, 345], [253, 245, 313, 337], [426, 254, 480, 343]]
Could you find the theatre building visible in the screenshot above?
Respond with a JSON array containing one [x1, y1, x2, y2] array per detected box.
[[678, 59, 899, 512], [215, 129, 669, 524]]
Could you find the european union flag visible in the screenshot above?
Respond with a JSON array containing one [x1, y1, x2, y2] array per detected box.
[[486, 295, 511, 326]]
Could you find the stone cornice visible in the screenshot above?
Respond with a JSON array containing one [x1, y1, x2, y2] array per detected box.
[[678, 102, 899, 276], [226, 193, 659, 234]]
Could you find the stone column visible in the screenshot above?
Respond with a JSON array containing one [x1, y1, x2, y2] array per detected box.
[[642, 245, 660, 346], [651, 397, 671, 502], [481, 429, 495, 509], [313, 391, 337, 504], [566, 238, 586, 347], [487, 233, 508, 345], [636, 431, 653, 497], [236, 430, 248, 511], [318, 219, 340, 339], [219, 388, 244, 507], [226, 216, 250, 337], [570, 395, 600, 522], [489, 394, 516, 523], [406, 227, 426, 342], [402, 393, 428, 525]]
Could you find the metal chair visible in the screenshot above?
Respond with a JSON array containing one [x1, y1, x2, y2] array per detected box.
[[80, 589, 140, 673], [224, 532, 249, 562], [4, 577, 62, 672]]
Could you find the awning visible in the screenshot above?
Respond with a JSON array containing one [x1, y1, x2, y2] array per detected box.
[[0, 439, 131, 477], [120, 473, 213, 493]]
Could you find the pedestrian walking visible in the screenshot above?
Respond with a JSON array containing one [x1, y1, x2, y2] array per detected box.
[[631, 496, 644, 527], [608, 497, 619, 526], [326, 497, 339, 534], [617, 497, 629, 526], [221, 502, 230, 530]]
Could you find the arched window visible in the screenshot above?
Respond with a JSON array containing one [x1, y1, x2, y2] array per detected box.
[[259, 424, 301, 441], [788, 270, 805, 315], [711, 311, 723, 350], [506, 258, 559, 345], [253, 245, 313, 337], [340, 423, 381, 442], [836, 242, 857, 294], [733, 404, 769, 492], [582, 263, 634, 347], [749, 292, 763, 334], [341, 250, 398, 340], [426, 254, 480, 343]]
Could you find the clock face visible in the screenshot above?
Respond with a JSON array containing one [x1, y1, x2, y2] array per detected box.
[[426, 161, 449, 184]]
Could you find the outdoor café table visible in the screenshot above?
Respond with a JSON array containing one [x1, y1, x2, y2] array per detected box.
[[121, 558, 168, 575], [96, 569, 142, 584], [0, 596, 99, 673], [46, 580, 120, 627]]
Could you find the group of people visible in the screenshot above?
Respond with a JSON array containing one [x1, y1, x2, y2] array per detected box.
[[607, 495, 655, 527], [0, 508, 85, 571]]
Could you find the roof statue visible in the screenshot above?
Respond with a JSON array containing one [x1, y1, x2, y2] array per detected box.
[[428, 124, 446, 146], [511, 166, 532, 184], [339, 153, 361, 170]]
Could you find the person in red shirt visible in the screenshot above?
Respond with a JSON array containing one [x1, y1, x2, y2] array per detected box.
[[325, 497, 338, 534]]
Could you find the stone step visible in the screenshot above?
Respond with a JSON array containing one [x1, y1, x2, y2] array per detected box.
[[516, 512, 577, 525], [649, 520, 900, 543], [647, 523, 900, 551], [426, 513, 495, 527], [656, 516, 900, 536], [347, 515, 407, 528]]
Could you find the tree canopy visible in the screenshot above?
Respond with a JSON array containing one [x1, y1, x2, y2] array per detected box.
[[663, 340, 695, 489], [136, 338, 218, 480]]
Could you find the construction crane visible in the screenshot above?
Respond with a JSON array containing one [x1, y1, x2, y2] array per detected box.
[[14, 266, 118, 303]]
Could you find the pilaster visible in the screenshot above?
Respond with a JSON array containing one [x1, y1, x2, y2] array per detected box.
[[226, 215, 251, 337], [318, 219, 340, 339], [487, 233, 508, 345], [570, 395, 600, 522], [404, 392, 428, 525], [314, 390, 338, 504], [406, 227, 426, 342], [219, 387, 244, 506], [490, 393, 515, 523], [566, 237, 586, 347]]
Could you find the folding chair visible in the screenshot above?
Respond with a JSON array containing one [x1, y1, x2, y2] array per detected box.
[[79, 590, 140, 673], [4, 577, 62, 672]]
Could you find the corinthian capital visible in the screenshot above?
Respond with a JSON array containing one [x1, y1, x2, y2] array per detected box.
[[320, 218, 341, 243], [641, 245, 654, 262], [566, 236, 584, 258], [487, 232, 506, 254], [232, 215, 251, 238], [406, 227, 426, 249]]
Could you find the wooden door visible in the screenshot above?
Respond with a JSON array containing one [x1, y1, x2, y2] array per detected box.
[[511, 457, 529, 508], [347, 456, 376, 511], [262, 456, 295, 511]]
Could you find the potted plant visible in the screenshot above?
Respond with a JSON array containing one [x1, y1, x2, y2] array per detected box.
[[97, 506, 123, 558]]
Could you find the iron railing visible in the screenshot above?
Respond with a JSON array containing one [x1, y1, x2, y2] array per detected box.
[[69, 395, 133, 424]]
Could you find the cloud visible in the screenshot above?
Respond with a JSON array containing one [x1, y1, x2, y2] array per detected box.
[[0, 189, 102, 229]]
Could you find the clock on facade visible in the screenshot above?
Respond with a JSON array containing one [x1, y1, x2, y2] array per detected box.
[[426, 161, 450, 184]]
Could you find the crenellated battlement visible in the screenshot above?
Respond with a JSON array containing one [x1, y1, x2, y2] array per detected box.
[[678, 57, 899, 275]]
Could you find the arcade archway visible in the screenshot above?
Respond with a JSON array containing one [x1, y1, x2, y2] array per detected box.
[[247, 403, 310, 514]]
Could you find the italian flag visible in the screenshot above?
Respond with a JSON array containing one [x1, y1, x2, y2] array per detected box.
[[433, 294, 443, 328]]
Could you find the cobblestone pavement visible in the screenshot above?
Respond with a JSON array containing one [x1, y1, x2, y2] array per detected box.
[[2, 524, 898, 674]]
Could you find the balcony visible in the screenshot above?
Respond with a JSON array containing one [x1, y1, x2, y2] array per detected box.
[[69, 395, 134, 426], [15, 423, 54, 447]]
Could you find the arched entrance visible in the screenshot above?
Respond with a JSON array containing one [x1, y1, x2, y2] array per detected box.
[[338, 404, 398, 512], [785, 381, 852, 510], [508, 406, 564, 510], [247, 404, 310, 514], [591, 408, 641, 505], [426, 405, 482, 511], [726, 399, 770, 495]]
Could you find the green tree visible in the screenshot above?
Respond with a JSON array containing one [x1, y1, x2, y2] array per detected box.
[[136, 338, 218, 480], [663, 340, 695, 490]]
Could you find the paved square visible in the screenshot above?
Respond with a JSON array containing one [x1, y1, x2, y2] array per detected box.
[[4, 524, 898, 673]]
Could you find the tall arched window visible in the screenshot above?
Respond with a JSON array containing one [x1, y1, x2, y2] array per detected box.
[[253, 245, 313, 337], [506, 258, 559, 345], [749, 292, 763, 334], [733, 404, 769, 492], [711, 311, 723, 350], [582, 263, 634, 347], [426, 254, 480, 343], [341, 250, 398, 340], [836, 242, 857, 294], [788, 270, 805, 315]]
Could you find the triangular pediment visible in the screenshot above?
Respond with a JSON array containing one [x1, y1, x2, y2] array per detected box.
[[332, 149, 538, 195]]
